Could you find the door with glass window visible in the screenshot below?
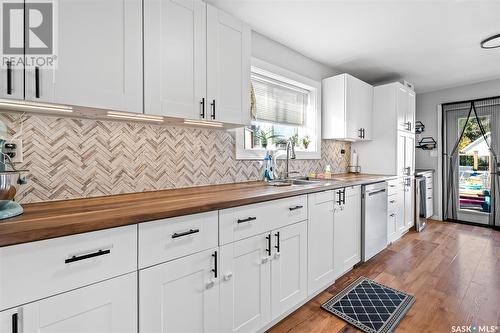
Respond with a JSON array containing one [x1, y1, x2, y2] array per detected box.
[[443, 97, 500, 227]]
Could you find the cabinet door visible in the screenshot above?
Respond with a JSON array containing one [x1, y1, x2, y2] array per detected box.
[[397, 179, 406, 234], [405, 134, 415, 176], [140, 248, 219, 333], [334, 187, 361, 279], [25, 0, 143, 112], [271, 221, 307, 319], [396, 86, 408, 131], [345, 74, 373, 141], [0, 3, 24, 100], [387, 210, 398, 244], [407, 90, 416, 133], [21, 273, 137, 333], [220, 233, 271, 333], [144, 0, 207, 119], [397, 132, 406, 176], [207, 4, 251, 125], [0, 308, 18, 333], [404, 178, 415, 229], [307, 192, 335, 296]]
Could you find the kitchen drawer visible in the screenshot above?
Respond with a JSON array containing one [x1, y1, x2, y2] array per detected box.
[[387, 179, 400, 196], [426, 197, 434, 218], [219, 195, 307, 245], [388, 195, 397, 214], [138, 211, 218, 269], [309, 190, 334, 205], [0, 225, 137, 311]]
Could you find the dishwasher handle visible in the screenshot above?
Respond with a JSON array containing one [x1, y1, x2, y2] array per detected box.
[[367, 188, 386, 196]]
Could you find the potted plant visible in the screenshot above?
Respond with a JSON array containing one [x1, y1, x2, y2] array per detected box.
[[256, 130, 280, 149], [302, 136, 311, 150]]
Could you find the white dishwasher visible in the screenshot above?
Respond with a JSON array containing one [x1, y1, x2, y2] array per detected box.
[[362, 182, 388, 262]]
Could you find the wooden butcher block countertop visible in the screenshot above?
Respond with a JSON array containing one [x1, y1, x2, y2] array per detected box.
[[0, 173, 396, 247]]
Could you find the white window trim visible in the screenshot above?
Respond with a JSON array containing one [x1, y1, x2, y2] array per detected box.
[[235, 58, 322, 160]]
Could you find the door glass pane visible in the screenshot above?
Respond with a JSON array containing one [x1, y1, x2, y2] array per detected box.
[[457, 116, 491, 213]]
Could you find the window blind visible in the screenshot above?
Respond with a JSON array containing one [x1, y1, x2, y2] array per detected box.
[[251, 72, 309, 126]]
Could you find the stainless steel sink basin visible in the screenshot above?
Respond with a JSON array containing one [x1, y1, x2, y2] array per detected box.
[[267, 177, 321, 186]]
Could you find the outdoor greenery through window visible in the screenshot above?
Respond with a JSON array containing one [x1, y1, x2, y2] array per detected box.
[[458, 115, 491, 213], [243, 67, 318, 153]]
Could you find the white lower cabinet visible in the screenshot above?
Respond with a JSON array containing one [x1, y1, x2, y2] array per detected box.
[[219, 232, 271, 333], [270, 221, 308, 319], [219, 220, 307, 333], [139, 248, 220, 333], [333, 186, 361, 279], [307, 191, 335, 296], [1, 272, 137, 333]]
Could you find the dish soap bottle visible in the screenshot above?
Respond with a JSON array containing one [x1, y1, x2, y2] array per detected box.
[[263, 152, 274, 181], [325, 165, 332, 179]]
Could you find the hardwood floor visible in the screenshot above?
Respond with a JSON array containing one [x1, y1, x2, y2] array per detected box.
[[267, 220, 500, 333]]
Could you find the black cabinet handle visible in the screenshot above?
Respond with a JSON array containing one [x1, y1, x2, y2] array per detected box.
[[6, 61, 12, 95], [200, 98, 205, 118], [211, 251, 218, 278], [237, 216, 256, 223], [65, 249, 111, 264], [172, 228, 200, 239], [342, 189, 346, 205], [389, 200, 396, 203], [274, 231, 280, 253], [336, 190, 342, 205], [358, 128, 363, 138], [35, 67, 40, 98], [389, 213, 395, 217], [289, 205, 303, 211], [12, 313, 18, 333], [266, 234, 271, 256], [362, 128, 366, 138], [210, 99, 216, 119]]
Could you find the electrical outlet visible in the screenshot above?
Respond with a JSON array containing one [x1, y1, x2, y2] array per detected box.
[[3, 139, 23, 163]]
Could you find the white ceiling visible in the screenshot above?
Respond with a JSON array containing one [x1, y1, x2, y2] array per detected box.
[[207, 0, 500, 93]]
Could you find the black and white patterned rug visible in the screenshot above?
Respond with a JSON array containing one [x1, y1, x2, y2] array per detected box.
[[322, 277, 415, 333]]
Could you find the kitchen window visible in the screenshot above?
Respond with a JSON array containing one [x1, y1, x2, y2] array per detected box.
[[236, 58, 321, 160]]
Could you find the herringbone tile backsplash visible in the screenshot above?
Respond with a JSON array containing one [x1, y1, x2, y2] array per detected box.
[[0, 112, 351, 204]]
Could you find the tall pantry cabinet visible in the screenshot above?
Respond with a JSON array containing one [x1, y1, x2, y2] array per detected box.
[[352, 82, 416, 235]]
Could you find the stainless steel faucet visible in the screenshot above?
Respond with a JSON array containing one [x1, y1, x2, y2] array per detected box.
[[272, 140, 297, 179]]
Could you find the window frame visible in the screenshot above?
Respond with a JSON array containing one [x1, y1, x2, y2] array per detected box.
[[235, 58, 322, 160]]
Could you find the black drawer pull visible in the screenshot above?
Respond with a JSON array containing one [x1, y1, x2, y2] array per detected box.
[[210, 99, 216, 119], [274, 231, 280, 253], [212, 251, 218, 278], [35, 66, 40, 98], [289, 205, 303, 211], [65, 249, 111, 264], [389, 213, 396, 217], [237, 216, 256, 223], [12, 313, 18, 333], [389, 200, 396, 203], [6, 61, 12, 95], [266, 234, 271, 256], [172, 228, 200, 239]]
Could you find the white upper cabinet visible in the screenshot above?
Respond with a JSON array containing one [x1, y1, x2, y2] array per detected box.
[[207, 4, 251, 124], [144, 1, 251, 125], [396, 85, 416, 133], [144, 0, 207, 119], [25, 0, 143, 112], [322, 73, 373, 141]]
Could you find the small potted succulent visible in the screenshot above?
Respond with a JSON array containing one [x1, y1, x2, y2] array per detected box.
[[302, 136, 311, 150]]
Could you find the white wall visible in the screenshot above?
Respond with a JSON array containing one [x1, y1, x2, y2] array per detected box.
[[251, 31, 338, 81], [416, 78, 500, 219]]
